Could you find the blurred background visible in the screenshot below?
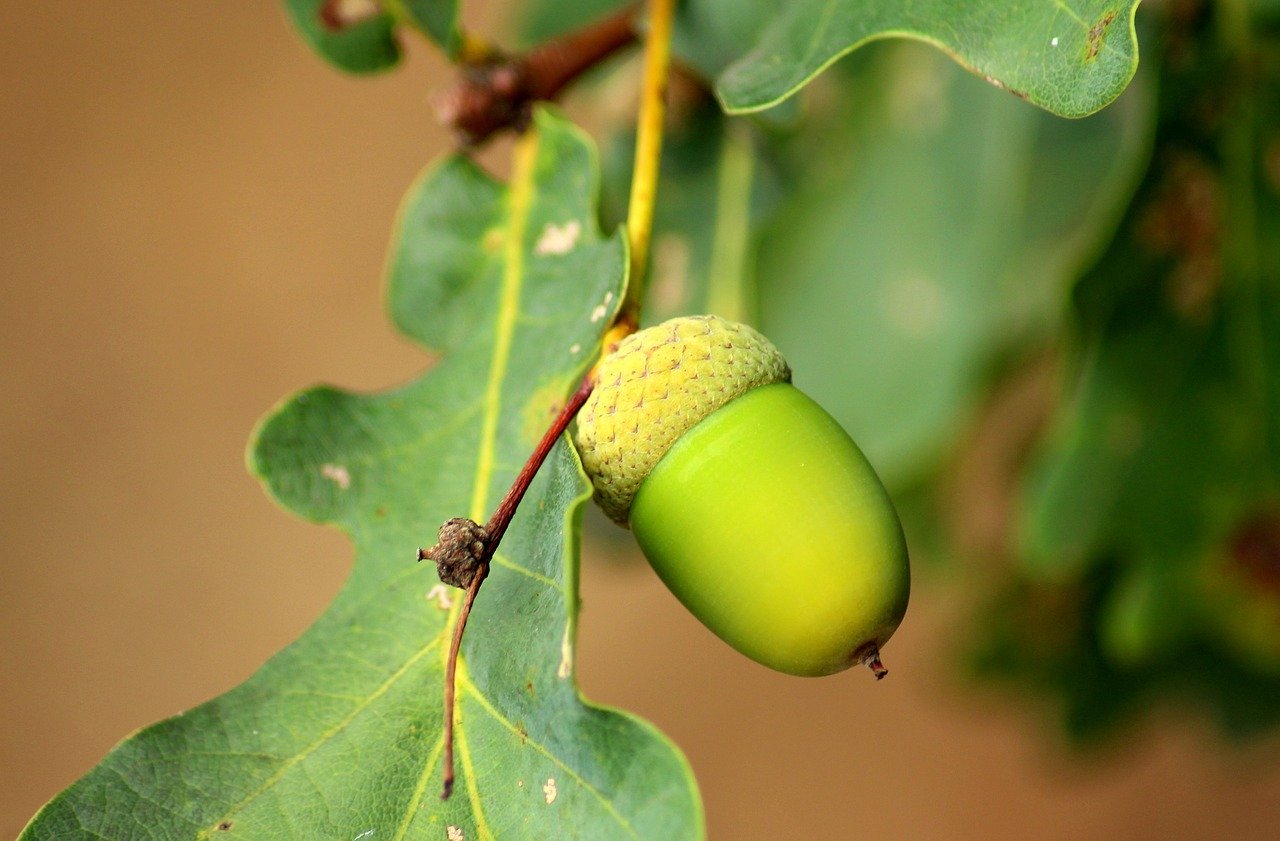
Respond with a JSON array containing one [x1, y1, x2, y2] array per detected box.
[[3, 1, 1280, 838]]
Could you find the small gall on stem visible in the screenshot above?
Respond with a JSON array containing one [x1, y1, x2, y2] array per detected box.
[[419, 517, 489, 589]]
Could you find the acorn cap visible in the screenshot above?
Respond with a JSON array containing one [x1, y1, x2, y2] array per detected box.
[[575, 315, 791, 524]]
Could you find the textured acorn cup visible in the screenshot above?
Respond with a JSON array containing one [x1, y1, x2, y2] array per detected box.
[[575, 315, 910, 677], [575, 315, 791, 524]]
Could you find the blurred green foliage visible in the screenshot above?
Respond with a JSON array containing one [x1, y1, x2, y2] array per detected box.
[[983, 1, 1280, 739]]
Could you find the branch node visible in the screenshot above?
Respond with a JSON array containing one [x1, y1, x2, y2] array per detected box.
[[435, 6, 639, 146]]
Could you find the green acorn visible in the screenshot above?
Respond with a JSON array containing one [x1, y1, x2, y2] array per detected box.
[[575, 315, 909, 677]]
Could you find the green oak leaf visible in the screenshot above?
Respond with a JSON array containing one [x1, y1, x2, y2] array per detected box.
[[715, 0, 1143, 118], [669, 0, 777, 84], [285, 0, 461, 73], [19, 109, 702, 841], [518, 1, 1142, 118], [755, 42, 1149, 487]]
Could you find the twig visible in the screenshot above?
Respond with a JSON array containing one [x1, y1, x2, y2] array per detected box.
[[425, 377, 595, 799], [439, 560, 487, 800], [616, 0, 676, 328], [436, 6, 640, 146]]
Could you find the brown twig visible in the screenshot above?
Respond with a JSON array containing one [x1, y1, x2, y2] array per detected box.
[[435, 5, 640, 146], [439, 560, 488, 801], [422, 375, 595, 799]]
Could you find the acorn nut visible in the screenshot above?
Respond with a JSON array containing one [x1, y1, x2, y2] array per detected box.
[[575, 315, 910, 677]]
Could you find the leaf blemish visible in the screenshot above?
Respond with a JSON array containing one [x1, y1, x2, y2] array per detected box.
[[1084, 11, 1116, 62], [447, 826, 465, 841], [590, 291, 615, 323], [216, 821, 233, 832], [321, 463, 351, 490], [320, 0, 381, 31], [353, 830, 375, 841], [426, 584, 454, 610], [543, 777, 558, 804], [535, 220, 582, 255], [982, 74, 1028, 102], [557, 625, 572, 678]]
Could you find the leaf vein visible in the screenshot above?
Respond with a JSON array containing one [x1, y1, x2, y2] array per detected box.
[[391, 733, 447, 841], [491, 552, 563, 592], [460, 676, 641, 840], [455, 717, 496, 841], [195, 636, 443, 839]]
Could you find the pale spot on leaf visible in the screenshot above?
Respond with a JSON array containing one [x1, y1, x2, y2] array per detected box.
[[543, 778, 558, 804], [323, 0, 380, 28], [557, 625, 572, 679], [426, 584, 454, 610], [321, 463, 351, 490], [535, 220, 582, 255], [590, 291, 615, 323], [447, 826, 465, 841]]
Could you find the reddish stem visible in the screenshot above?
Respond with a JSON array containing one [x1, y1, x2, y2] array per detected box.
[[440, 561, 488, 800], [437, 6, 639, 145], [485, 377, 595, 546], [522, 5, 639, 100], [439, 375, 595, 799]]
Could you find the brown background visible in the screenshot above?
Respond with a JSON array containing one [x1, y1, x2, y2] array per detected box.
[[3, 3, 1280, 839]]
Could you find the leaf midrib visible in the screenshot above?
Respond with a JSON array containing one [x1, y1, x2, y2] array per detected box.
[[415, 126, 543, 840]]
